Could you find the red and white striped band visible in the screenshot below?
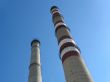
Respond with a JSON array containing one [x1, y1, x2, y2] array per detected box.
[[60, 46, 80, 60], [59, 38, 76, 48], [51, 8, 58, 13], [52, 11, 60, 15], [55, 22, 66, 29]]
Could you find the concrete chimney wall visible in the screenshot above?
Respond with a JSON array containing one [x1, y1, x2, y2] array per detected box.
[[50, 6, 93, 82], [28, 39, 42, 82]]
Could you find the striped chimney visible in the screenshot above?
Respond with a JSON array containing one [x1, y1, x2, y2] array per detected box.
[[28, 39, 42, 82], [50, 6, 93, 82]]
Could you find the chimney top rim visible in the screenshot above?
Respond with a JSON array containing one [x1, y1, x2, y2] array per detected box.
[[50, 6, 59, 11], [31, 39, 40, 46]]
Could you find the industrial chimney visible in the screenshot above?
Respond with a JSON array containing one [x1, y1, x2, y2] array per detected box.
[[50, 6, 93, 82], [28, 39, 42, 82]]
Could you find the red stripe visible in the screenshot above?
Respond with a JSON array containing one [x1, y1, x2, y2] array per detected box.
[[62, 51, 80, 63], [52, 10, 59, 14], [60, 42, 76, 54], [54, 20, 64, 26], [52, 12, 61, 19], [52, 13, 64, 20], [58, 35, 72, 44], [55, 25, 69, 33]]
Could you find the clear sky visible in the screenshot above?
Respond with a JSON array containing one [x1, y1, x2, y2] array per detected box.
[[0, 0, 110, 82]]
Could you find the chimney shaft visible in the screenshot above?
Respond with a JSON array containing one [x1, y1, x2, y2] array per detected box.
[[50, 6, 93, 82], [28, 39, 42, 82]]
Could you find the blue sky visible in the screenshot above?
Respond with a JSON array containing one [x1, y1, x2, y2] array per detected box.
[[0, 0, 110, 82]]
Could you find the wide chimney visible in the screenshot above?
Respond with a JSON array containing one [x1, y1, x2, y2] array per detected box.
[[28, 39, 42, 82], [50, 6, 93, 82]]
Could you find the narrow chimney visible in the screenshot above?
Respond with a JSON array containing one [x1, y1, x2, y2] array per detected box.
[[50, 6, 93, 82], [28, 39, 42, 82]]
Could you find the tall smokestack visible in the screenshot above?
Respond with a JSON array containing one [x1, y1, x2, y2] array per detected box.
[[50, 6, 93, 82], [28, 39, 42, 82]]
